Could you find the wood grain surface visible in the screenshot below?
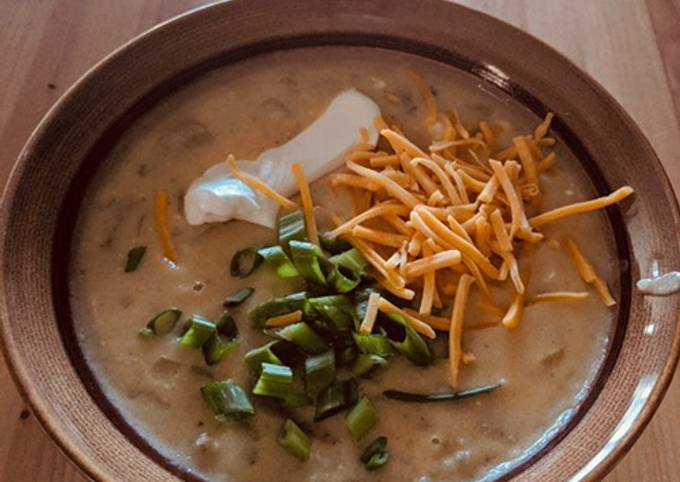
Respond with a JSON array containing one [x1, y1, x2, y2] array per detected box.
[[1, 0, 679, 481]]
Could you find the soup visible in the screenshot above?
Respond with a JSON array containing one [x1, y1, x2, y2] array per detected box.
[[70, 47, 623, 481]]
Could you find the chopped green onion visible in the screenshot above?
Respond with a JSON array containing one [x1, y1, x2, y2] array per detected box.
[[223, 287, 254, 307], [290, 240, 327, 286], [351, 354, 388, 377], [283, 391, 313, 409], [383, 382, 502, 402], [329, 248, 368, 274], [144, 308, 181, 335], [253, 362, 293, 399], [319, 233, 352, 254], [202, 333, 238, 365], [275, 322, 328, 354], [244, 341, 283, 372], [124, 246, 147, 272], [361, 436, 389, 470], [249, 291, 309, 328], [278, 210, 307, 253], [230, 247, 264, 278], [138, 327, 154, 337], [304, 350, 336, 397], [258, 245, 299, 278], [215, 311, 238, 339], [307, 295, 355, 333], [314, 379, 359, 421], [201, 380, 255, 422], [278, 419, 312, 461], [178, 315, 216, 348], [345, 397, 378, 440], [382, 313, 434, 366], [322, 260, 361, 293], [353, 333, 394, 357], [336, 338, 358, 367]]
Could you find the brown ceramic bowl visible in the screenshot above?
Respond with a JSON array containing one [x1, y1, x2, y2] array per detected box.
[[1, 1, 679, 481]]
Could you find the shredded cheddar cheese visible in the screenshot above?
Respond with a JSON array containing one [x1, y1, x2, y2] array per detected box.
[[154, 191, 178, 264], [265, 310, 303, 327], [227, 155, 298, 211], [292, 163, 319, 245]]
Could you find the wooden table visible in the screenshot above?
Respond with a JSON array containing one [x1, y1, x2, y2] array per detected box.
[[1, 0, 679, 480]]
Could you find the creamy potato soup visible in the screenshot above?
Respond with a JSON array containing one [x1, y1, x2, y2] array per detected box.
[[70, 47, 622, 482]]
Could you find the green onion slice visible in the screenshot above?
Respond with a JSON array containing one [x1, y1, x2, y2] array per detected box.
[[215, 311, 238, 338], [144, 308, 181, 335], [258, 245, 299, 278], [202, 334, 238, 366], [178, 315, 216, 348], [125, 246, 147, 272], [319, 233, 352, 254], [275, 322, 328, 354], [244, 341, 284, 372], [351, 354, 388, 377], [361, 436, 389, 470], [289, 240, 327, 286], [278, 210, 307, 253], [382, 313, 434, 366], [383, 382, 502, 402], [283, 391, 314, 409], [307, 295, 355, 333], [345, 397, 378, 440], [249, 291, 309, 328], [253, 362, 294, 399], [223, 287, 255, 307], [329, 248, 368, 274], [314, 379, 359, 421], [230, 247, 264, 278], [201, 380, 255, 422], [278, 419, 312, 461], [304, 350, 336, 397], [353, 333, 394, 357], [322, 260, 361, 293]]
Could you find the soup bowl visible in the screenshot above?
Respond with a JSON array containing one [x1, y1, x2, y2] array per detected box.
[[1, 1, 679, 481]]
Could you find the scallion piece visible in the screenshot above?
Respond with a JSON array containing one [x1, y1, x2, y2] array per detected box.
[[275, 322, 328, 354], [253, 362, 293, 399], [244, 341, 284, 372], [314, 379, 359, 421], [278, 419, 312, 461], [361, 436, 389, 471], [258, 245, 299, 278], [329, 248, 368, 274], [249, 291, 309, 328], [383, 382, 502, 402], [278, 210, 307, 253], [201, 380, 255, 422], [124, 246, 147, 272], [382, 313, 434, 366], [144, 308, 181, 335], [304, 350, 336, 397], [345, 397, 378, 440], [178, 315, 216, 348], [284, 391, 313, 409], [307, 295, 355, 333], [324, 262, 361, 293], [230, 247, 264, 278], [289, 240, 327, 286], [223, 287, 254, 307], [319, 233, 352, 254], [202, 334, 238, 365], [351, 354, 388, 377], [215, 311, 238, 338], [353, 333, 394, 357]]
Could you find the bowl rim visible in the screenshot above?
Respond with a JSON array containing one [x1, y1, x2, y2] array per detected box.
[[1, 1, 679, 481]]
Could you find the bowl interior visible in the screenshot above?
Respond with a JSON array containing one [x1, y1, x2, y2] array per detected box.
[[1, 1, 679, 482]]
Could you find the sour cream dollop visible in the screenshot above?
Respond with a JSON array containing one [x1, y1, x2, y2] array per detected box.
[[184, 89, 381, 228]]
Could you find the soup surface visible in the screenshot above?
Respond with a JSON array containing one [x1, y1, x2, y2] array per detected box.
[[70, 47, 618, 482]]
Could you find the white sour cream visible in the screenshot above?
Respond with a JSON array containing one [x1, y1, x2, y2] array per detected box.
[[184, 89, 380, 228]]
